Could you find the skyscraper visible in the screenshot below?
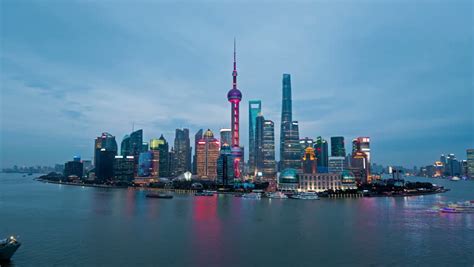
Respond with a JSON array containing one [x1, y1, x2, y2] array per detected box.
[[248, 100, 262, 175], [94, 132, 117, 182], [193, 129, 203, 174], [351, 137, 371, 183], [219, 128, 232, 147], [301, 147, 317, 174], [153, 135, 169, 177], [227, 40, 243, 179], [174, 128, 191, 176], [314, 136, 329, 173], [64, 157, 83, 179], [138, 151, 153, 177], [467, 149, 474, 178], [279, 74, 300, 170], [129, 129, 143, 158], [255, 114, 276, 179], [113, 156, 135, 182], [196, 129, 220, 179], [330, 136, 346, 157], [299, 137, 314, 154], [217, 144, 234, 186], [120, 135, 130, 156]]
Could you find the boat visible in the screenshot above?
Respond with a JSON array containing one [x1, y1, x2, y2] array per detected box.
[[0, 236, 21, 261], [267, 192, 288, 199], [145, 193, 173, 199], [242, 192, 261, 199], [437, 201, 474, 214], [450, 176, 461, 181], [290, 192, 319, 200]]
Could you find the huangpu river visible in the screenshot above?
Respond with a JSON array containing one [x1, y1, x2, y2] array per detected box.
[[1, 173, 473, 266]]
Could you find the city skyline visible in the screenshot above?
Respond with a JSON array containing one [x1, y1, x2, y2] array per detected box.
[[1, 1, 473, 168]]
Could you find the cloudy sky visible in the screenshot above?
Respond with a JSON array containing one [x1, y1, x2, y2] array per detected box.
[[1, 0, 472, 168]]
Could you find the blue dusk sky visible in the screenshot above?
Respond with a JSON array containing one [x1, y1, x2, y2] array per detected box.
[[1, 0, 473, 168]]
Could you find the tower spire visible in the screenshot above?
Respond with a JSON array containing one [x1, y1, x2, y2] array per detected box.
[[232, 38, 237, 89]]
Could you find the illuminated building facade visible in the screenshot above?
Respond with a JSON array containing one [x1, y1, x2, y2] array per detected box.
[[113, 156, 135, 182], [217, 144, 234, 185], [174, 128, 192, 176], [150, 150, 160, 178], [227, 40, 243, 179], [220, 128, 231, 147], [351, 137, 371, 183], [248, 100, 262, 175], [467, 149, 474, 178], [196, 129, 220, 179], [154, 135, 169, 177], [330, 136, 346, 157], [138, 151, 153, 177], [314, 136, 329, 173], [328, 156, 345, 174], [255, 114, 276, 179], [280, 74, 301, 171], [298, 173, 342, 192], [94, 132, 118, 181], [299, 137, 314, 155], [301, 146, 317, 174], [193, 129, 203, 174]]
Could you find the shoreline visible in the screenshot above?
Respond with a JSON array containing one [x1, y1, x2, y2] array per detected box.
[[35, 178, 450, 198]]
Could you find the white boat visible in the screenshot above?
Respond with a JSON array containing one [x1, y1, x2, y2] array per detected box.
[[0, 236, 21, 261], [450, 176, 461, 181], [267, 192, 288, 199], [242, 192, 261, 199], [290, 192, 319, 200]]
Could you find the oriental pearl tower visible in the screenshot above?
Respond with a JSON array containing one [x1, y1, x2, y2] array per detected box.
[[227, 39, 243, 179]]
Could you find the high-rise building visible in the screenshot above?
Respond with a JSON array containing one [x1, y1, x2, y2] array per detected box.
[[314, 136, 329, 173], [217, 144, 234, 186], [227, 40, 243, 179], [255, 114, 276, 179], [351, 137, 371, 183], [328, 156, 345, 174], [168, 147, 176, 176], [94, 132, 118, 182], [301, 147, 317, 174], [152, 135, 169, 177], [64, 157, 83, 179], [94, 132, 117, 167], [120, 135, 131, 156], [142, 142, 149, 152], [129, 129, 144, 158], [96, 148, 116, 181], [445, 154, 461, 176], [138, 151, 153, 177], [193, 129, 203, 174], [220, 128, 232, 147], [150, 150, 160, 178], [467, 149, 474, 178], [248, 100, 262, 175], [330, 136, 346, 157], [279, 74, 300, 171], [174, 128, 191, 176], [299, 137, 314, 155], [113, 156, 135, 182], [196, 129, 220, 179]]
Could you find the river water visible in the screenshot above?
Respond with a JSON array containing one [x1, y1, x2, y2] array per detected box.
[[0, 173, 473, 266]]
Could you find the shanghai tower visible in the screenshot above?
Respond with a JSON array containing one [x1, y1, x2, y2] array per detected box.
[[279, 74, 301, 170], [227, 40, 243, 179]]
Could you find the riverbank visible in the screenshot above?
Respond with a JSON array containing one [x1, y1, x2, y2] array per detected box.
[[36, 177, 451, 198]]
